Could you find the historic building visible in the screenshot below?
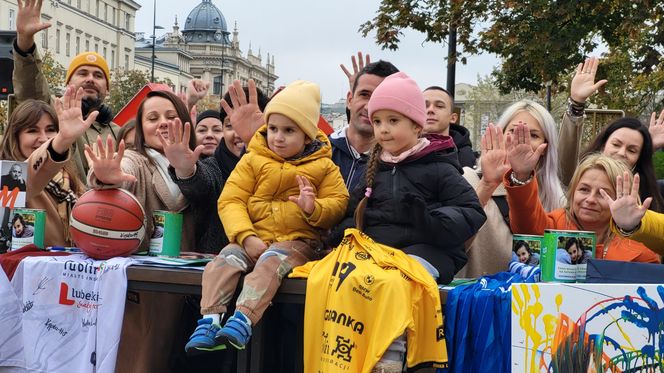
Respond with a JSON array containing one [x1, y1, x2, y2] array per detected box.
[[0, 0, 140, 71], [134, 0, 277, 95]]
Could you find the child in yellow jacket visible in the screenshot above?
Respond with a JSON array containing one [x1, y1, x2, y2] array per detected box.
[[185, 80, 349, 353]]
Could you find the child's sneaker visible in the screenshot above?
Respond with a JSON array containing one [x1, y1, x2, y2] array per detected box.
[[185, 318, 226, 355], [216, 311, 252, 350]]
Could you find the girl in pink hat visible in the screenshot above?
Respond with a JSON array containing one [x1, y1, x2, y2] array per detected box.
[[328, 72, 486, 372]]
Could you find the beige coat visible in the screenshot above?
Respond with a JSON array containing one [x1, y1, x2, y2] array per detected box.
[[457, 166, 513, 278], [87, 150, 195, 252], [557, 112, 584, 187], [26, 139, 86, 247], [12, 45, 120, 179]]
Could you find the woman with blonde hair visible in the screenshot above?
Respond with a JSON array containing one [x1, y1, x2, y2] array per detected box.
[[459, 99, 565, 277], [493, 122, 658, 263]]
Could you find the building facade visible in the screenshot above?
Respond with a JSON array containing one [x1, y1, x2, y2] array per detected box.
[[134, 0, 277, 95], [0, 0, 140, 72]]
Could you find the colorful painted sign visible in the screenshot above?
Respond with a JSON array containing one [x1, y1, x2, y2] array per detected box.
[[512, 283, 664, 372]]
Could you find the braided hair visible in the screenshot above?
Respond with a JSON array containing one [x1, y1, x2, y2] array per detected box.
[[354, 143, 382, 230]]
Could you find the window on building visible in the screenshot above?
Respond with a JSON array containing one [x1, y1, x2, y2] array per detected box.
[[77, 0, 81, 8], [9, 9, 15, 30], [112, 7, 115, 25], [125, 13, 130, 30], [76, 36, 80, 55], [111, 50, 115, 69], [85, 39, 90, 51], [95, 0, 99, 17], [94, 43, 98, 52], [104, 4, 108, 22], [41, 29, 48, 49], [65, 33, 71, 56], [56, 29, 61, 53], [213, 75, 222, 95], [124, 54, 129, 70], [103, 46, 107, 60]]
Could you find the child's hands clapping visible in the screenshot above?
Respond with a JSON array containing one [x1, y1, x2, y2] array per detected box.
[[289, 175, 315, 216]]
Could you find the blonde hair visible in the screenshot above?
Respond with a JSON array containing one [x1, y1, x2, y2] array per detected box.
[[566, 153, 631, 213], [497, 99, 565, 211], [565, 153, 631, 244]]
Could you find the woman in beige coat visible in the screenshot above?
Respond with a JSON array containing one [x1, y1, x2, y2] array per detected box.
[[0, 88, 97, 247], [86, 89, 200, 373]]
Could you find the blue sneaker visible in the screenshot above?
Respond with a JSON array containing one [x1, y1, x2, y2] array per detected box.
[[216, 311, 252, 350], [185, 318, 226, 355]]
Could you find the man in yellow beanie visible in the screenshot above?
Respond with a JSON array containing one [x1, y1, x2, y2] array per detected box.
[[11, 0, 120, 178]]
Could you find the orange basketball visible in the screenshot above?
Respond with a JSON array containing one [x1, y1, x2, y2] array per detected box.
[[69, 188, 146, 259]]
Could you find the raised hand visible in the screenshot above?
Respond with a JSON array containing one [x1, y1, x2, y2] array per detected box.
[[649, 109, 664, 151], [506, 123, 547, 181], [52, 85, 98, 154], [85, 135, 137, 185], [159, 118, 204, 178], [570, 57, 607, 104], [480, 123, 509, 186], [16, 0, 51, 52], [220, 79, 264, 144], [599, 172, 651, 232], [288, 175, 316, 215], [340, 51, 371, 92], [185, 79, 210, 109]]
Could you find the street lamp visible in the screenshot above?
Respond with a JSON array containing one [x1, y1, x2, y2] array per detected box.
[[150, 0, 164, 82]]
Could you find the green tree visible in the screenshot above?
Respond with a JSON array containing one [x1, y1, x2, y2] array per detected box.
[[361, 0, 664, 115], [41, 50, 65, 92], [106, 69, 173, 114]]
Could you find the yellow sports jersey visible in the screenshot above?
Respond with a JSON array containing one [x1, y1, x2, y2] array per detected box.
[[290, 228, 448, 372]]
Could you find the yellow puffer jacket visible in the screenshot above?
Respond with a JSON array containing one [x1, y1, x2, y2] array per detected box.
[[218, 125, 349, 245]]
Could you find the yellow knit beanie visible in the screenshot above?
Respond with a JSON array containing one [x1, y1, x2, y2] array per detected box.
[[264, 80, 320, 139], [65, 52, 111, 88]]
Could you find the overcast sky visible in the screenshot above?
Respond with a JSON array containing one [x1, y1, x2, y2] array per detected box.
[[134, 0, 499, 103]]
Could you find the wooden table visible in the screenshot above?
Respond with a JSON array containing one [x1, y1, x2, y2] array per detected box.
[[125, 265, 445, 373], [126, 265, 307, 373]]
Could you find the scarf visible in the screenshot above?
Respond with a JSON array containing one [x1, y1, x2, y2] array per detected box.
[[44, 169, 79, 244], [145, 148, 183, 203], [380, 138, 430, 164]]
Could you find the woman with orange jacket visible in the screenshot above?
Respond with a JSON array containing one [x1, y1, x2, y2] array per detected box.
[[483, 122, 659, 263]]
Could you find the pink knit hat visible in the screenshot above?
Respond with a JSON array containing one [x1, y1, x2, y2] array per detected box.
[[367, 72, 426, 127]]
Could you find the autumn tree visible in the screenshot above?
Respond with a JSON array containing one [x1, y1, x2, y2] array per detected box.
[[106, 69, 173, 114], [361, 0, 664, 115]]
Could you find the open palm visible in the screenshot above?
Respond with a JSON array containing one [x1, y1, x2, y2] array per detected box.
[[480, 124, 509, 186], [85, 136, 136, 186], [599, 172, 651, 232], [220, 79, 264, 144], [506, 123, 546, 179], [159, 118, 204, 177]]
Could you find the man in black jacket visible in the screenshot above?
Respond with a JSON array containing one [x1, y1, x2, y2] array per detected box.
[[331, 59, 399, 193], [423, 86, 478, 168]]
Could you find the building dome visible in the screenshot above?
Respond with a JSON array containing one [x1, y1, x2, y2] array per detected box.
[[183, 0, 230, 44]]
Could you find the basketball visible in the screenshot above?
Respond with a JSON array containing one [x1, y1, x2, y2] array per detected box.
[[69, 188, 146, 259]]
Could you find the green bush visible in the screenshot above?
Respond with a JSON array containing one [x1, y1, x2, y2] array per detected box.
[[653, 152, 664, 179]]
